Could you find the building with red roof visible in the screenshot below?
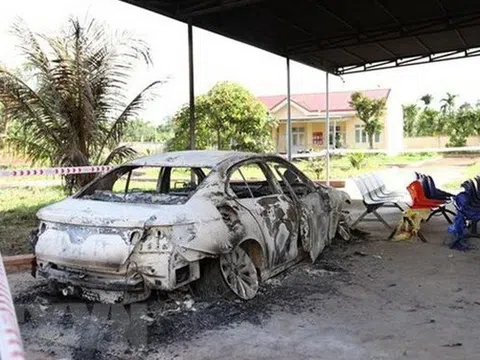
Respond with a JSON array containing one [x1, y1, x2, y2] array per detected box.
[[258, 89, 391, 153]]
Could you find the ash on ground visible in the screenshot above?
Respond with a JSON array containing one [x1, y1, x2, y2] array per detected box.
[[13, 245, 350, 360]]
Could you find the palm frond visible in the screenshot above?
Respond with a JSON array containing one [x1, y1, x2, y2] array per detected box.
[[6, 134, 54, 165], [103, 145, 137, 165], [10, 18, 51, 77], [95, 80, 164, 163], [0, 68, 65, 148]]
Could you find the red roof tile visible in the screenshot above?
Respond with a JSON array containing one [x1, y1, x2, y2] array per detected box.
[[258, 89, 390, 113]]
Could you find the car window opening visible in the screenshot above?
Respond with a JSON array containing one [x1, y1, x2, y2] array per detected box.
[[267, 162, 311, 199], [78, 166, 210, 205], [229, 163, 277, 199]]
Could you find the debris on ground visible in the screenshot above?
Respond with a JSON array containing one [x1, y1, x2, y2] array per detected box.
[[12, 250, 350, 359], [354, 251, 367, 257], [140, 315, 154, 323], [264, 278, 282, 287]]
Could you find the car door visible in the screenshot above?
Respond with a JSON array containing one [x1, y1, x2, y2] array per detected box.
[[267, 159, 331, 262], [226, 160, 299, 268]]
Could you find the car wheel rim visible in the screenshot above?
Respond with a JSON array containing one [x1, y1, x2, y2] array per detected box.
[[220, 246, 259, 300]]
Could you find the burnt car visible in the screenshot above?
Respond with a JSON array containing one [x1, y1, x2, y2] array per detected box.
[[33, 151, 350, 303]]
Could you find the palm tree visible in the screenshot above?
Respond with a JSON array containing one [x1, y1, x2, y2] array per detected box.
[[420, 94, 433, 107], [0, 18, 163, 190], [436, 92, 458, 140], [440, 92, 457, 114]]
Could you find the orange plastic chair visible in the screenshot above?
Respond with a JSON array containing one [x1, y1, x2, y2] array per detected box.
[[407, 180, 445, 209]]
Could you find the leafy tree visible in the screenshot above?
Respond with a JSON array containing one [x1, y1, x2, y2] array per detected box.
[[402, 104, 419, 137], [403, 93, 480, 148], [349, 92, 387, 149], [124, 119, 158, 142], [167, 82, 274, 152], [446, 103, 478, 147], [415, 108, 439, 136], [0, 18, 162, 189], [156, 120, 174, 145]]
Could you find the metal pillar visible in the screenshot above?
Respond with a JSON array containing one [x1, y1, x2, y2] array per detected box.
[[286, 57, 292, 161], [332, 118, 336, 150], [325, 72, 330, 185], [188, 19, 195, 150]]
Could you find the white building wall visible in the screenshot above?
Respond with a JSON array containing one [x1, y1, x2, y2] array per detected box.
[[385, 89, 404, 155]]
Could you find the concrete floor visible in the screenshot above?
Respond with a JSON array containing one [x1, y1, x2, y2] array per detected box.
[[155, 203, 480, 360], [8, 200, 480, 360]]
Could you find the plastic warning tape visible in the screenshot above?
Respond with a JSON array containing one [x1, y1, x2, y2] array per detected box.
[[0, 165, 114, 177], [0, 252, 25, 360]]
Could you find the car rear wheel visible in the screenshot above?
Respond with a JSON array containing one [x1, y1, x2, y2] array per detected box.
[[219, 246, 259, 300], [192, 246, 260, 301]]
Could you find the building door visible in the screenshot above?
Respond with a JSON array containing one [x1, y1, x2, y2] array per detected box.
[[292, 126, 306, 153]]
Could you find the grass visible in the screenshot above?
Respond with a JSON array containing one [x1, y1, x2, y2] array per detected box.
[[444, 162, 480, 190], [0, 186, 66, 256], [297, 152, 436, 180]]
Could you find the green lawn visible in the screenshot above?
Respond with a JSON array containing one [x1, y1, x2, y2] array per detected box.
[[0, 186, 66, 256], [297, 152, 436, 180], [444, 162, 480, 190]]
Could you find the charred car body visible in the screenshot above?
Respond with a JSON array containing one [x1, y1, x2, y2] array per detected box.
[[33, 151, 350, 303]]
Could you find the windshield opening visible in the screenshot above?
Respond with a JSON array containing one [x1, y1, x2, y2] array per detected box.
[[76, 166, 211, 205]]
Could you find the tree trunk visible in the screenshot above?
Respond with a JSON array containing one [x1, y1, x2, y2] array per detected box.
[[368, 134, 374, 149]]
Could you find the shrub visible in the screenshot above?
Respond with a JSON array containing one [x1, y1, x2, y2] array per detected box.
[[348, 152, 366, 170], [305, 156, 325, 180]]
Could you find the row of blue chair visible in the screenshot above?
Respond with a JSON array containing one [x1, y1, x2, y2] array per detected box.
[[447, 178, 480, 249], [415, 172, 454, 201], [415, 172, 455, 223]]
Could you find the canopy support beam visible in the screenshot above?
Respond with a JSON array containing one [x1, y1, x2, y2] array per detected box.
[[286, 56, 292, 161], [325, 72, 330, 185], [188, 19, 195, 150], [337, 47, 480, 74]]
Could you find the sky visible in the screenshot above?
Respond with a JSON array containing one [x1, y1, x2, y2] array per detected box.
[[2, 0, 480, 124]]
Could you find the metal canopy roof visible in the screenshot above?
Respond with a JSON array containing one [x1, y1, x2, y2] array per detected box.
[[122, 0, 480, 74]]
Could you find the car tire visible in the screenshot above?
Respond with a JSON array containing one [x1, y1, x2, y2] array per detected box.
[[192, 246, 259, 301], [191, 258, 233, 301]]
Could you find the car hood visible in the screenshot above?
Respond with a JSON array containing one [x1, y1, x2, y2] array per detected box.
[[37, 197, 221, 228]]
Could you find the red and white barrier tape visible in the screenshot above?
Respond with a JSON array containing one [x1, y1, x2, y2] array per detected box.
[[0, 252, 25, 360], [0, 166, 113, 177]]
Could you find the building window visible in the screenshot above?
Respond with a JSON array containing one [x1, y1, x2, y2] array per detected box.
[[292, 127, 305, 146], [355, 124, 380, 144]]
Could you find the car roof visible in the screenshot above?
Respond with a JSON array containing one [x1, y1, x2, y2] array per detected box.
[[129, 150, 264, 168]]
